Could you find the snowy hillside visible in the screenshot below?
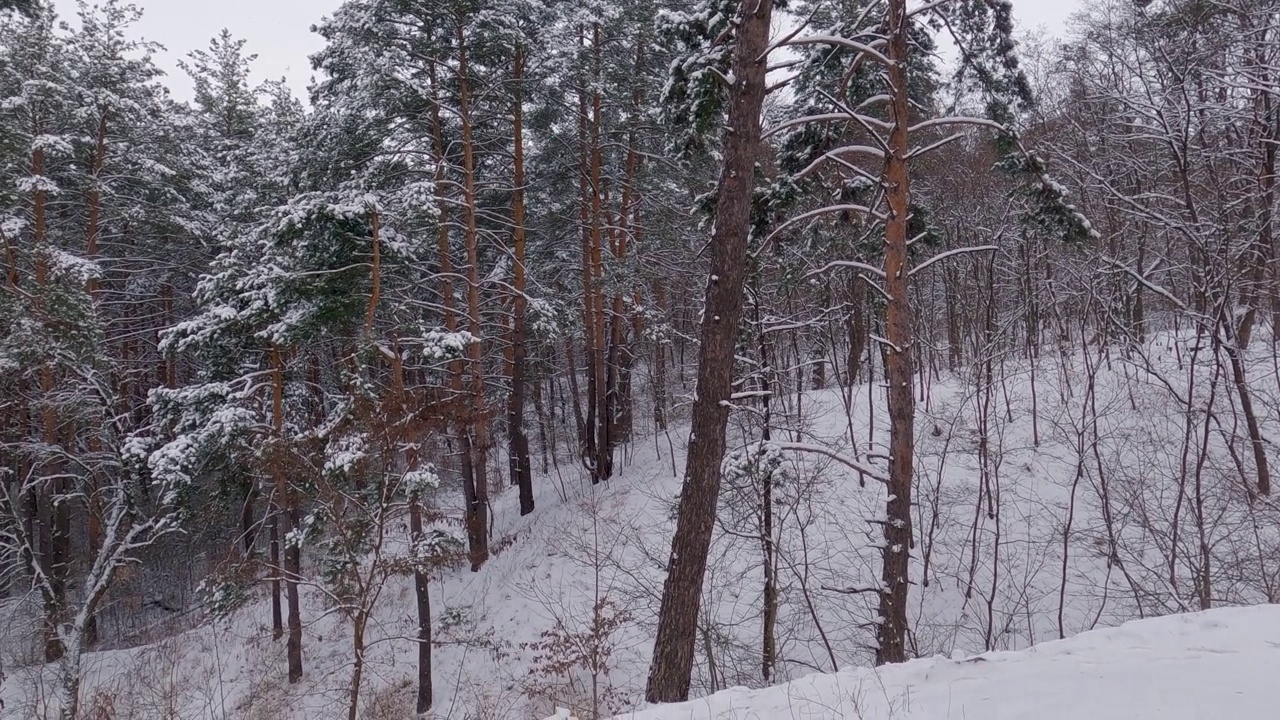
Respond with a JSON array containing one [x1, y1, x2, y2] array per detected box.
[[5, 345, 1279, 719], [598, 605, 1280, 720]]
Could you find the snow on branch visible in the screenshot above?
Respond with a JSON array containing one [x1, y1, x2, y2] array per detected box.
[[765, 112, 864, 140], [869, 334, 901, 354], [907, 0, 960, 17], [765, 204, 886, 245], [909, 245, 999, 277], [807, 259, 887, 280], [1104, 259, 1188, 313], [908, 115, 1005, 134], [783, 36, 893, 69], [794, 145, 888, 182], [761, 440, 888, 485], [908, 132, 968, 159]]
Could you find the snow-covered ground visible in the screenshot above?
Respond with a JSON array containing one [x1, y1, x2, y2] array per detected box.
[[3, 338, 1279, 718], [592, 605, 1280, 719]]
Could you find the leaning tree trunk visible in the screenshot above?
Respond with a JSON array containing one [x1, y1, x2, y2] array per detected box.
[[645, 0, 775, 702], [877, 0, 915, 666]]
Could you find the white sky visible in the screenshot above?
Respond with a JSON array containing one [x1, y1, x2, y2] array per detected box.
[[50, 0, 345, 101], [1012, 0, 1086, 33], [49, 0, 1084, 104]]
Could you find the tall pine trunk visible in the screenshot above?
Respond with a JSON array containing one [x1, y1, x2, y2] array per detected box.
[[877, 0, 915, 666], [588, 24, 611, 484], [83, 108, 108, 648], [609, 39, 646, 449], [429, 58, 484, 566], [577, 40, 599, 471], [652, 283, 669, 430], [645, 0, 775, 701], [507, 48, 534, 516], [269, 491, 282, 639], [752, 284, 777, 682], [390, 350, 433, 714], [457, 17, 490, 570], [32, 133, 68, 663]]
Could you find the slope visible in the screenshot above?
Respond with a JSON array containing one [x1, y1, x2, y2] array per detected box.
[[602, 605, 1280, 719], [3, 340, 1279, 719]]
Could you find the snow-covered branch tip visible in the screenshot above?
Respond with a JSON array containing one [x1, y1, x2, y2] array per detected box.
[[909, 245, 999, 277]]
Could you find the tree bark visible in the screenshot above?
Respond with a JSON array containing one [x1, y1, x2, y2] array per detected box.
[[456, 16, 490, 568], [578, 34, 600, 471], [645, 0, 775, 702], [271, 346, 303, 683], [285, 502, 303, 683], [346, 614, 366, 720], [754, 289, 777, 683], [565, 340, 587, 454], [652, 283, 669, 431], [427, 59, 484, 570], [877, 0, 916, 666], [588, 23, 611, 484], [269, 493, 282, 639], [85, 107, 107, 298], [32, 132, 68, 663], [508, 48, 534, 516], [408, 496, 433, 713], [84, 157, 122, 655], [1223, 334, 1271, 496]]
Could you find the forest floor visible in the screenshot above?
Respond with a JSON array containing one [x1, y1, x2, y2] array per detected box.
[[4, 338, 1279, 719], [587, 604, 1280, 719]]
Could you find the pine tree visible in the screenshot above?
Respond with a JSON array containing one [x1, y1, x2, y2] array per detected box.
[[1, 4, 197, 715], [646, 0, 777, 702], [0, 0, 37, 17]]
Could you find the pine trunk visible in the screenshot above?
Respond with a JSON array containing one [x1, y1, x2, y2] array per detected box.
[[409, 497, 433, 713], [457, 18, 490, 569], [271, 347, 303, 682], [588, 24, 611, 484], [877, 0, 915, 666], [32, 134, 68, 663], [430, 57, 485, 567], [645, 0, 775, 702], [508, 48, 534, 516], [578, 42, 599, 470], [269, 499, 282, 639]]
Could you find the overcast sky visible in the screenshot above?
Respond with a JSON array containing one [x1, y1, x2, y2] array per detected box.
[[49, 0, 1085, 103]]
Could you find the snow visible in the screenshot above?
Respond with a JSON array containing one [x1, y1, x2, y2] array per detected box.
[[3, 336, 1279, 719], [15, 174, 61, 194], [600, 606, 1280, 719], [420, 329, 479, 361], [403, 465, 442, 494]]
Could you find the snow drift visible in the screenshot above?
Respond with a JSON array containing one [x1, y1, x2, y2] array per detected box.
[[582, 605, 1280, 719]]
